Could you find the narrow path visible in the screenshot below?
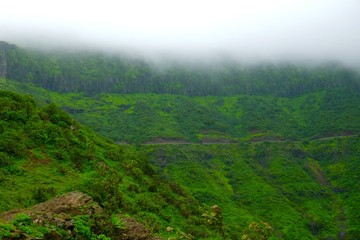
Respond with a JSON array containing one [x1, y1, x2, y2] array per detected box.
[[311, 135, 357, 141], [118, 135, 358, 145]]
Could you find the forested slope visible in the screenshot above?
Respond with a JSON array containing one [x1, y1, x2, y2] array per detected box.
[[1, 41, 360, 144], [146, 137, 360, 239], [1, 78, 360, 143], [2, 90, 358, 239], [1, 41, 360, 97], [0, 91, 223, 239]]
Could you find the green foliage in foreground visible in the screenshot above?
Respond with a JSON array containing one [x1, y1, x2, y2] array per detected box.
[[1, 78, 360, 144], [146, 137, 360, 239], [0, 212, 125, 239], [0, 90, 222, 239]]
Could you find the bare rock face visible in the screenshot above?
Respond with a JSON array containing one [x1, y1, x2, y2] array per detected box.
[[0, 192, 162, 240], [0, 192, 101, 223], [29, 191, 102, 216], [27, 191, 102, 229], [0, 191, 102, 238]]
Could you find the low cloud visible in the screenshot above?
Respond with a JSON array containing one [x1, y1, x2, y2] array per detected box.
[[1, 0, 360, 65]]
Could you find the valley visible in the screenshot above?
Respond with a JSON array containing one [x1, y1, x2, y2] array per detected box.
[[0, 41, 360, 239]]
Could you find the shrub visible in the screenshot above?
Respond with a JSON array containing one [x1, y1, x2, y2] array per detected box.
[[73, 215, 92, 238], [32, 186, 56, 203], [202, 205, 224, 237], [13, 214, 32, 227], [242, 221, 274, 240], [0, 130, 27, 157], [0, 151, 12, 167], [0, 222, 14, 238], [81, 164, 123, 213]]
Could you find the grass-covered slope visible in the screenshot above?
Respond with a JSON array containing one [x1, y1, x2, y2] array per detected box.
[[1, 78, 360, 144], [146, 138, 360, 239], [0, 90, 222, 239]]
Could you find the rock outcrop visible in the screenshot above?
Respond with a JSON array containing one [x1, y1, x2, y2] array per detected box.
[[0, 191, 162, 240], [28, 191, 102, 230]]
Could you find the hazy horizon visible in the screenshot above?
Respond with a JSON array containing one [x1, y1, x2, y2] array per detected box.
[[1, 0, 360, 66]]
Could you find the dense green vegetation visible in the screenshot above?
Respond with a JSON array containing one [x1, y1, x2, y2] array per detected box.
[[1, 78, 360, 144], [1, 41, 360, 144], [1, 89, 359, 239], [1, 41, 360, 97], [1, 41, 360, 239], [146, 137, 360, 239], [0, 91, 223, 239]]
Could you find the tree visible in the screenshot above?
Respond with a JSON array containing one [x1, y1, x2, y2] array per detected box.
[[242, 221, 274, 240], [202, 205, 224, 237]]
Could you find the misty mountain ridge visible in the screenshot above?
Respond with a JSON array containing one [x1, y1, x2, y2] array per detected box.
[[1, 39, 360, 239], [1, 41, 359, 97], [1, 40, 360, 144]]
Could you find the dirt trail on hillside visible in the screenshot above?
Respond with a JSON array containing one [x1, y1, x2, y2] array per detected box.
[[117, 135, 358, 146]]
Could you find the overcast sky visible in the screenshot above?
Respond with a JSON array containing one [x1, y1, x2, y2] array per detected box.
[[1, 0, 360, 64]]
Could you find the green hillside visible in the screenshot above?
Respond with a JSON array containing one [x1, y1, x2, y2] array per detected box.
[[1, 78, 360, 144], [1, 41, 360, 144], [1, 41, 360, 239], [0, 91, 222, 239], [3, 90, 358, 239], [146, 138, 360, 239]]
